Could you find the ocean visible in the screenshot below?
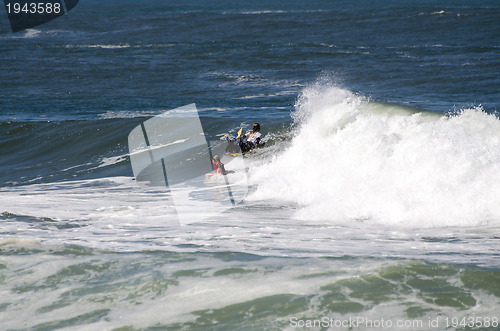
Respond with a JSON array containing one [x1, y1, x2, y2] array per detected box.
[[1, 0, 500, 330]]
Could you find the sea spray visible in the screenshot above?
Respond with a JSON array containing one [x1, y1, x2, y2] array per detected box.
[[250, 84, 500, 227]]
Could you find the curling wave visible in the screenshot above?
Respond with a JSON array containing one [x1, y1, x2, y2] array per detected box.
[[250, 83, 500, 227]]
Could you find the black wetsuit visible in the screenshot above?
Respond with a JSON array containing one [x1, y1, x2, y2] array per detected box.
[[225, 133, 264, 154]]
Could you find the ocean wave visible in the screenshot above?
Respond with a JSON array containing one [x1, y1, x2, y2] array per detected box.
[[250, 82, 500, 228], [0, 28, 42, 39], [236, 9, 327, 15], [0, 119, 137, 186], [65, 44, 131, 49], [98, 110, 165, 119], [418, 10, 481, 18]]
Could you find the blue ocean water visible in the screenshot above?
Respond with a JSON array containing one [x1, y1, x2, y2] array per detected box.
[[1, 0, 500, 330]]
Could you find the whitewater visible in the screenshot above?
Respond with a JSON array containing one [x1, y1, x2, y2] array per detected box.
[[2, 83, 500, 254], [2, 0, 500, 328], [251, 84, 500, 228], [1, 84, 500, 330]]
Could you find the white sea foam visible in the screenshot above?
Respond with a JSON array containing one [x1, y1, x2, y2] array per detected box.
[[0, 238, 40, 246], [95, 156, 126, 169], [2, 84, 500, 256], [98, 110, 165, 119], [1, 175, 500, 267], [249, 83, 500, 228], [22, 29, 41, 38], [0, 28, 42, 39], [87, 44, 131, 49], [240, 10, 287, 15]]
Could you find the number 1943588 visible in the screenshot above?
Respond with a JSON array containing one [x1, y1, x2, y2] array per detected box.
[[5, 2, 62, 15], [444, 316, 498, 329]]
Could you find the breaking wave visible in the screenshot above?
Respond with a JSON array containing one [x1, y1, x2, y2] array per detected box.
[[251, 83, 500, 228]]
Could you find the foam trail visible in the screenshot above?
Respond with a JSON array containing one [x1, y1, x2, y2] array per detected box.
[[250, 84, 500, 227]]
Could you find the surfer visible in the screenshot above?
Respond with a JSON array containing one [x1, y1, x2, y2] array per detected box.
[[224, 123, 265, 154], [240, 123, 263, 152], [212, 155, 230, 175]]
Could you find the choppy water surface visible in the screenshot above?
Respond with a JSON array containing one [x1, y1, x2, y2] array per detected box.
[[1, 0, 500, 329]]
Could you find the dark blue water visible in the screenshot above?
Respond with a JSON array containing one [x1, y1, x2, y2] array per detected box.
[[1, 0, 499, 185], [2, 0, 499, 119], [1, 1, 500, 329]]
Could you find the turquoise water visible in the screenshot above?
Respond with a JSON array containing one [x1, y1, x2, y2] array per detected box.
[[2, 244, 500, 330]]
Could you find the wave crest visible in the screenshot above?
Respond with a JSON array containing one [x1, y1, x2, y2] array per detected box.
[[251, 84, 500, 228]]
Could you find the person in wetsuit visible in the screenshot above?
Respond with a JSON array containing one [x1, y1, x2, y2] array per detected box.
[[212, 155, 228, 175], [239, 123, 263, 153], [225, 123, 265, 154]]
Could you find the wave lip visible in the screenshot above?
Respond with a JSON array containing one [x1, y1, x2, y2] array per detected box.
[[251, 84, 500, 228]]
